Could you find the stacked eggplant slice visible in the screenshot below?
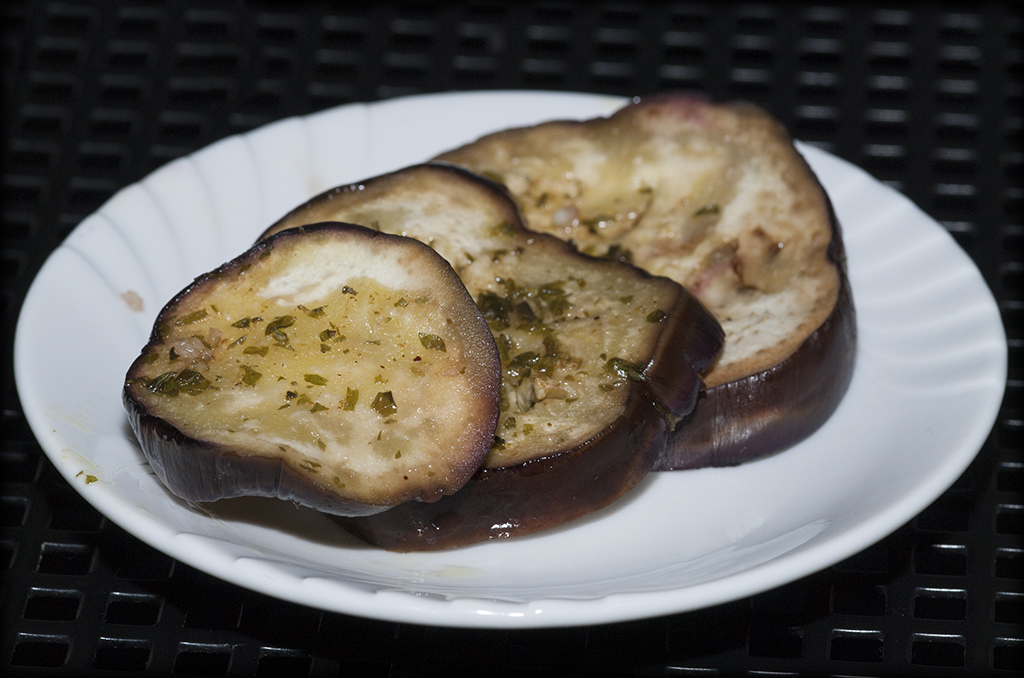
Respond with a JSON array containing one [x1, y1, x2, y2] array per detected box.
[[124, 93, 854, 550], [435, 94, 856, 471], [124, 224, 503, 517]]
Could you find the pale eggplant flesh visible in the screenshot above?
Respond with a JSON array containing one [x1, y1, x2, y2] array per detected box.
[[261, 163, 725, 549], [433, 93, 857, 470], [123, 223, 502, 516], [658, 201, 855, 469]]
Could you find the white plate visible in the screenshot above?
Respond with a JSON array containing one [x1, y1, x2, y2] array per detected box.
[[14, 91, 1007, 628]]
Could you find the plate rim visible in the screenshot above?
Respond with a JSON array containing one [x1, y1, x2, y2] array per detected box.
[[13, 89, 1008, 628]]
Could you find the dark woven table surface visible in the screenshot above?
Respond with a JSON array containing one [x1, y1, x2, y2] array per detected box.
[[2, 2, 1021, 676]]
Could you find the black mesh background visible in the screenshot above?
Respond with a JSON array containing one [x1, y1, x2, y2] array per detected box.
[[2, 2, 1021, 676]]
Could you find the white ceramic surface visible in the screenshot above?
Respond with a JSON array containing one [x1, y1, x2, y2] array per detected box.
[[14, 91, 1007, 628]]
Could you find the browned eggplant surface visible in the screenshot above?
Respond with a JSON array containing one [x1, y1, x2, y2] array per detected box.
[[262, 164, 724, 549], [434, 93, 856, 469], [124, 223, 501, 516]]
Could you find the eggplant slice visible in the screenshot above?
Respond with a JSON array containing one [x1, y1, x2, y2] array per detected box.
[[434, 93, 857, 469], [261, 163, 724, 550], [124, 223, 502, 517]]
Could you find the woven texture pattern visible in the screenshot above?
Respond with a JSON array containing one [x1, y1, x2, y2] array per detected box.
[[2, 2, 1021, 675]]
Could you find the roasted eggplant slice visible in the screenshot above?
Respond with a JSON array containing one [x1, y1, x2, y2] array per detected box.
[[261, 163, 724, 549], [434, 93, 856, 469], [123, 223, 501, 516]]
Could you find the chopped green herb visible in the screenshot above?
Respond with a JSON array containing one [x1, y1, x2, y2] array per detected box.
[[646, 309, 667, 323], [695, 203, 719, 216], [503, 416, 517, 430], [176, 308, 208, 325], [344, 388, 359, 411], [543, 333, 561, 356], [514, 301, 537, 321], [477, 291, 512, 329], [495, 333, 512, 361], [227, 335, 247, 348], [516, 320, 553, 337], [241, 365, 262, 386], [310, 402, 328, 413], [243, 345, 269, 356], [490, 220, 517, 238], [605, 357, 646, 382], [143, 371, 180, 397], [177, 369, 211, 395], [534, 352, 558, 377], [395, 297, 408, 307], [371, 391, 397, 417], [232, 317, 251, 328], [265, 315, 295, 335], [418, 333, 447, 352], [304, 374, 327, 386], [507, 351, 539, 381], [319, 329, 337, 342], [298, 305, 326, 318]]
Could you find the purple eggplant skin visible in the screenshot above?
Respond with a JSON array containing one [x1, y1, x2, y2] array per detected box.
[[642, 283, 727, 418], [338, 382, 673, 551], [655, 196, 856, 470], [125, 398, 394, 516], [123, 222, 503, 516]]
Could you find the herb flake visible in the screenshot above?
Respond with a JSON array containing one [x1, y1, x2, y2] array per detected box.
[[418, 333, 447, 352]]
